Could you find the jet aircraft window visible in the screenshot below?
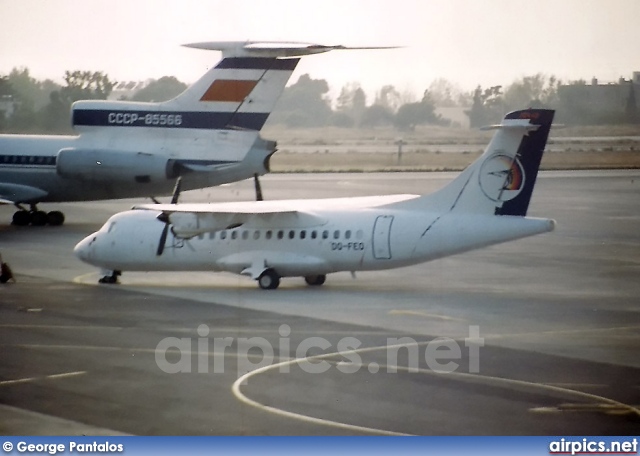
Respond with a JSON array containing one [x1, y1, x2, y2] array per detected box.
[[311, 230, 317, 239], [242, 231, 249, 240], [231, 231, 238, 240], [198, 233, 204, 240], [288, 230, 295, 239], [277, 230, 284, 240], [345, 230, 351, 240], [266, 230, 272, 240], [333, 230, 340, 239], [322, 230, 329, 239], [300, 230, 306, 239], [253, 230, 260, 240], [209, 231, 216, 240], [107, 222, 116, 233], [220, 231, 227, 240]]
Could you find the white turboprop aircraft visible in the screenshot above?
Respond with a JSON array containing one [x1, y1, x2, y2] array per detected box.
[[75, 109, 556, 288], [1, 41, 386, 226]]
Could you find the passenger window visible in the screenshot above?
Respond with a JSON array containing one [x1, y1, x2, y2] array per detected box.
[[334, 230, 340, 239], [288, 230, 295, 239], [242, 231, 249, 240], [345, 230, 351, 240], [300, 230, 306, 239], [220, 231, 227, 240], [231, 231, 238, 240], [209, 231, 216, 240], [198, 233, 204, 240], [311, 230, 317, 239], [253, 230, 260, 240], [277, 230, 284, 240], [266, 230, 272, 240], [322, 230, 329, 239]]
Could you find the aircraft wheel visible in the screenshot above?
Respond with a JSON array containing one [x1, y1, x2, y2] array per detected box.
[[304, 274, 326, 286], [98, 270, 121, 284], [47, 211, 65, 226], [258, 269, 280, 290], [31, 211, 48, 226], [12, 211, 31, 226], [99, 275, 118, 284]]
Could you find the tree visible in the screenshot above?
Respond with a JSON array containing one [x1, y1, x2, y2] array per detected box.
[[0, 76, 11, 130], [465, 85, 504, 128], [269, 74, 333, 127], [59, 70, 115, 104], [360, 104, 394, 127], [374, 85, 401, 113], [503, 74, 559, 111], [335, 82, 367, 126], [427, 78, 463, 107], [131, 76, 187, 102], [394, 90, 447, 130]]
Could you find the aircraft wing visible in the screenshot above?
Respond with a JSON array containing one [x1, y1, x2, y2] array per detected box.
[[134, 203, 327, 238], [133, 194, 418, 238], [0, 183, 49, 205]]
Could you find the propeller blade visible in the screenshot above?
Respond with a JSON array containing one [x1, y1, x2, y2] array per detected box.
[[170, 177, 182, 205], [254, 173, 263, 201], [156, 224, 169, 256]]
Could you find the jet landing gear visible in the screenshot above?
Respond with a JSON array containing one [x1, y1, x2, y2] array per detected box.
[[304, 275, 326, 286], [12, 205, 65, 227], [257, 269, 280, 290], [98, 270, 121, 284]]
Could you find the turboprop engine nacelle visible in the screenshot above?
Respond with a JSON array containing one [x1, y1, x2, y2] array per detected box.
[[56, 148, 178, 183]]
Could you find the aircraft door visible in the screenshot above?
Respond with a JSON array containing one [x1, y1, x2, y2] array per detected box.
[[372, 215, 394, 259]]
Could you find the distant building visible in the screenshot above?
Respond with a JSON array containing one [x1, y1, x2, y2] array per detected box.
[[557, 72, 640, 121]]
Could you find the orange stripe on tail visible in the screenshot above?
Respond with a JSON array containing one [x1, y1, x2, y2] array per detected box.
[[200, 80, 258, 102]]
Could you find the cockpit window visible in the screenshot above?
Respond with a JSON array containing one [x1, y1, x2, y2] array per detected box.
[[107, 222, 116, 233]]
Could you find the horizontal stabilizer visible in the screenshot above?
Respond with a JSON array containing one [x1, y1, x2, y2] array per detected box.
[[183, 41, 399, 58]]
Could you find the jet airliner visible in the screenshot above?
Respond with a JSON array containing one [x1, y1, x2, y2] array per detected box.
[[0, 41, 386, 226], [75, 109, 556, 289]]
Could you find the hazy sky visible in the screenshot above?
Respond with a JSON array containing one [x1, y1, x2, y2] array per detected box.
[[1, 0, 638, 100]]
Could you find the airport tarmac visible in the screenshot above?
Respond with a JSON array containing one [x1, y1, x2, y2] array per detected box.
[[1, 171, 639, 435]]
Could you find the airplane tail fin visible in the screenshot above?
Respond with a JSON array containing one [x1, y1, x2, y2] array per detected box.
[[396, 109, 555, 216], [162, 56, 300, 131]]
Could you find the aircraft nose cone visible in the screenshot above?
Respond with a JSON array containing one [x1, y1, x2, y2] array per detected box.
[[74, 235, 95, 262]]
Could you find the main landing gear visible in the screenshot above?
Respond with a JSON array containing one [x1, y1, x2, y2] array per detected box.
[[304, 275, 326, 286], [258, 269, 280, 290], [256, 270, 328, 290], [98, 270, 121, 284], [12, 205, 65, 227]]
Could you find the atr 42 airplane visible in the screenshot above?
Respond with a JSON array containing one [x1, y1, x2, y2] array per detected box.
[[75, 109, 556, 288], [0, 41, 385, 226]]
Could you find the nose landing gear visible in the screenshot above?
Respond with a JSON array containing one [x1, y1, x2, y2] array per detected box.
[[98, 270, 121, 284]]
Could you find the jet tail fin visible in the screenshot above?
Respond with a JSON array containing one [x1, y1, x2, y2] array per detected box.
[[394, 109, 555, 217]]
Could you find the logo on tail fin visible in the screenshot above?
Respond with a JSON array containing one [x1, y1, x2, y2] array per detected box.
[[478, 154, 526, 203]]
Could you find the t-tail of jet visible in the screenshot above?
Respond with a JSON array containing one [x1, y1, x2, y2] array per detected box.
[[394, 109, 555, 217], [71, 43, 304, 132], [58, 42, 397, 189]]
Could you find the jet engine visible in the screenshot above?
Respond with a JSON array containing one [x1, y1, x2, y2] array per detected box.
[[56, 149, 178, 183]]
